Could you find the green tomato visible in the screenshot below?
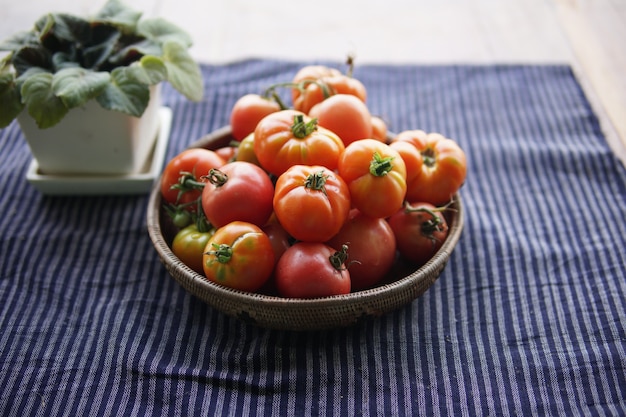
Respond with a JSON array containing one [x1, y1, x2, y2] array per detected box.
[[172, 224, 215, 273]]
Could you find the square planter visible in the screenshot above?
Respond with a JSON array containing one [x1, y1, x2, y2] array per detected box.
[[18, 85, 162, 176]]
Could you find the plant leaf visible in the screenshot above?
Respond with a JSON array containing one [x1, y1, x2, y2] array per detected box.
[[109, 39, 162, 67], [20, 72, 68, 128], [161, 41, 203, 101], [137, 18, 192, 47], [51, 67, 110, 108], [95, 0, 142, 33], [96, 67, 149, 117], [0, 30, 39, 52], [12, 46, 53, 75], [0, 72, 25, 128], [43, 13, 92, 44], [123, 56, 167, 85], [82, 25, 121, 69]]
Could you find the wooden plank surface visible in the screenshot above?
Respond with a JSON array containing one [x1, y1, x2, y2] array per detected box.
[[1, 0, 624, 162]]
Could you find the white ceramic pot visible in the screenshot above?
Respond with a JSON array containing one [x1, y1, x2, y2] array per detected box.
[[18, 85, 162, 176]]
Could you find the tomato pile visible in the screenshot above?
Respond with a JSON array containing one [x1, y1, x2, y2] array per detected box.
[[160, 62, 467, 298]]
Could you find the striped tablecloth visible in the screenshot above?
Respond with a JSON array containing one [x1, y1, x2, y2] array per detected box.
[[1, 60, 625, 416]]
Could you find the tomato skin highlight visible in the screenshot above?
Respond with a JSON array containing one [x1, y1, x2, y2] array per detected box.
[[254, 110, 345, 176], [274, 242, 351, 298], [392, 130, 467, 205], [326, 209, 396, 290], [387, 202, 449, 266], [273, 165, 351, 242], [338, 139, 407, 219], [160, 148, 226, 208], [202, 221, 275, 292], [308, 94, 373, 146], [201, 161, 274, 228], [172, 224, 215, 274], [229, 94, 281, 141]]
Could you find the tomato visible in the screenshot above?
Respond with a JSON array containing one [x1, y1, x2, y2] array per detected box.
[[215, 145, 237, 163], [389, 140, 423, 202], [290, 65, 341, 112], [273, 165, 351, 242], [262, 221, 292, 263], [274, 242, 351, 298], [201, 161, 274, 228], [337, 139, 407, 219], [370, 116, 388, 143], [308, 94, 373, 146], [171, 223, 215, 273], [293, 74, 368, 115], [387, 202, 449, 266], [229, 93, 281, 141], [326, 209, 397, 290], [234, 133, 261, 166], [254, 110, 345, 176], [391, 130, 467, 205], [160, 148, 226, 209], [202, 221, 275, 292]]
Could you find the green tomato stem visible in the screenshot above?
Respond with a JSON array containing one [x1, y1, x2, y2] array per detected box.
[[329, 244, 350, 271], [208, 243, 233, 263], [291, 114, 318, 138], [369, 152, 395, 177], [205, 168, 229, 187], [303, 170, 329, 194]]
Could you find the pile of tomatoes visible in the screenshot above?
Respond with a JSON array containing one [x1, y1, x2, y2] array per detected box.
[[160, 62, 467, 299]]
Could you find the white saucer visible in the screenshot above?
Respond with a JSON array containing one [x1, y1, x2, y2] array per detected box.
[[26, 107, 172, 196]]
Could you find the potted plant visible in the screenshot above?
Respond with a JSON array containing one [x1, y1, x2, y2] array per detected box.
[[0, 0, 203, 175]]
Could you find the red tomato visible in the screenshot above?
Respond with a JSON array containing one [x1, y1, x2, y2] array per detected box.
[[293, 74, 368, 115], [202, 221, 275, 292], [229, 94, 281, 141], [370, 116, 388, 143], [201, 161, 274, 228], [389, 140, 423, 202], [308, 94, 373, 146], [387, 202, 449, 266], [263, 222, 292, 264], [160, 148, 226, 209], [326, 209, 397, 290], [273, 165, 351, 242], [215, 145, 237, 163], [171, 223, 215, 273], [337, 139, 407, 219], [274, 242, 351, 298], [392, 130, 467, 205], [254, 110, 345, 176]]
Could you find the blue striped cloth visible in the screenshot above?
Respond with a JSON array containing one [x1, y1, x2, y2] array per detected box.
[[1, 60, 625, 416]]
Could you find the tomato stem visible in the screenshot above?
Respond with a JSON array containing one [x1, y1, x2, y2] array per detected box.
[[369, 152, 395, 177], [329, 244, 350, 271], [204, 168, 228, 187], [403, 203, 447, 236], [345, 54, 355, 77], [421, 148, 437, 168], [304, 170, 329, 195], [207, 243, 233, 263], [291, 114, 318, 138]]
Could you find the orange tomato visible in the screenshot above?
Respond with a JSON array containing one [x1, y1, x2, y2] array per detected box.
[[338, 139, 407, 219]]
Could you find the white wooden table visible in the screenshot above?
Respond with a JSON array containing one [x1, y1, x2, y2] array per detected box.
[[2, 0, 624, 162]]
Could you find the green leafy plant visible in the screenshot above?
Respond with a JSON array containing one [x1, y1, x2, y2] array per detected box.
[[0, 0, 203, 129]]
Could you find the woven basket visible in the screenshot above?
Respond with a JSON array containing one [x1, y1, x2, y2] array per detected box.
[[146, 126, 464, 331]]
